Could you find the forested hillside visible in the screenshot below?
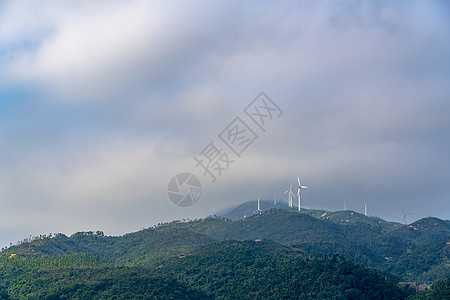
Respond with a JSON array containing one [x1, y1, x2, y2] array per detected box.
[[0, 241, 412, 299], [412, 276, 450, 299], [3, 209, 449, 281], [0, 255, 207, 299], [1, 208, 448, 298], [156, 240, 410, 299]]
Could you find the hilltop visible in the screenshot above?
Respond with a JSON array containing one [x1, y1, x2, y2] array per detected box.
[[220, 200, 403, 231]]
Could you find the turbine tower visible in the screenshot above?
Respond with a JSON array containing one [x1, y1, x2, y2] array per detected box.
[[296, 177, 308, 212], [344, 200, 347, 211], [284, 182, 295, 207], [364, 204, 367, 216], [257, 197, 261, 211], [402, 210, 413, 225]]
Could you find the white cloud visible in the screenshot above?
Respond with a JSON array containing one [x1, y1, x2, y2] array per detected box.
[[1, 0, 450, 247], [1, 1, 227, 102]]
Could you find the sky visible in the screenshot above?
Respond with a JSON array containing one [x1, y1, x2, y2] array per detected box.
[[1, 0, 449, 248]]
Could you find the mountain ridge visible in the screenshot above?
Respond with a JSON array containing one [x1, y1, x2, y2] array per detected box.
[[220, 200, 407, 231], [2, 206, 448, 282]]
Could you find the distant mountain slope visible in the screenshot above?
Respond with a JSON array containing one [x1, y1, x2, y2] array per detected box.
[[400, 217, 450, 242], [219, 200, 293, 220], [220, 200, 402, 232], [309, 209, 403, 232], [202, 209, 450, 280], [187, 209, 344, 242]]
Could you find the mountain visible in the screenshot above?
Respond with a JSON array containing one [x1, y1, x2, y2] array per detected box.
[[3, 208, 448, 281], [219, 200, 293, 220], [307, 209, 403, 232], [1, 228, 214, 267], [400, 217, 450, 242], [382, 218, 450, 281], [0, 240, 411, 299], [189, 209, 450, 280], [220, 200, 402, 231], [1, 205, 449, 298]]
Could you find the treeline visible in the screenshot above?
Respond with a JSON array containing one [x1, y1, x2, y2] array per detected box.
[[0, 253, 106, 269], [1, 231, 106, 252]]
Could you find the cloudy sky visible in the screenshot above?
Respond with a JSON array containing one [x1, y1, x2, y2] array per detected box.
[[1, 0, 449, 248]]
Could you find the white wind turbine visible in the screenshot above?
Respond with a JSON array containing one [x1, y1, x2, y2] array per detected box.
[[284, 182, 295, 207], [296, 177, 308, 212], [402, 210, 413, 225]]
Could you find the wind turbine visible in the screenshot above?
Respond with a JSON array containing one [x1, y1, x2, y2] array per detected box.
[[257, 197, 261, 211], [296, 177, 308, 212], [284, 182, 295, 207], [402, 210, 413, 225]]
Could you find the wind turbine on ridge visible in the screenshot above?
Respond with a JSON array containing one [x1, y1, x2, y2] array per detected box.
[[296, 177, 308, 212], [284, 182, 295, 207], [402, 210, 413, 225]]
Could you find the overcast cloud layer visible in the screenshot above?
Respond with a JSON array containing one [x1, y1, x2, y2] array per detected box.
[[1, 0, 449, 248]]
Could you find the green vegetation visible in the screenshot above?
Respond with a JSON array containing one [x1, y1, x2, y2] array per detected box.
[[175, 209, 449, 281], [157, 240, 411, 299], [0, 241, 411, 299], [0, 262, 207, 299], [1, 208, 448, 298], [413, 276, 450, 299]]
